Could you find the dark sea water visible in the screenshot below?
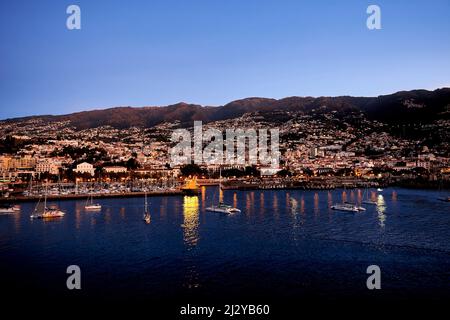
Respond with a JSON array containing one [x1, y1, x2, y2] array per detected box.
[[1, 187, 449, 309]]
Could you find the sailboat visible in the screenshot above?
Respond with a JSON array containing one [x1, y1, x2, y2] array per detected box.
[[84, 192, 101, 211], [206, 168, 241, 214], [30, 184, 65, 219], [331, 203, 360, 212], [143, 192, 151, 224], [362, 187, 377, 205], [331, 188, 365, 212]]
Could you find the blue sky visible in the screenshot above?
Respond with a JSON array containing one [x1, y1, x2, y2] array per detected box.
[[1, 0, 449, 119]]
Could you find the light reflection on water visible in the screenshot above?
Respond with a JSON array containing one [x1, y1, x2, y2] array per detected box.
[[342, 190, 347, 203], [313, 192, 319, 216], [273, 193, 279, 219], [182, 196, 199, 248], [327, 191, 333, 208], [300, 196, 305, 215], [182, 195, 200, 289], [376, 194, 387, 228], [290, 197, 297, 215]]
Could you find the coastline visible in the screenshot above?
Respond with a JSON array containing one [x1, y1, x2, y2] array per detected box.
[[1, 178, 448, 203]]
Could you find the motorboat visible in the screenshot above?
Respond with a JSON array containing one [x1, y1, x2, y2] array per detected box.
[[0, 205, 15, 214], [331, 203, 360, 212], [206, 202, 241, 214]]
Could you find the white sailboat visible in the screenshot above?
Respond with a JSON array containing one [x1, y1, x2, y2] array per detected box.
[[143, 192, 151, 224], [206, 202, 241, 214], [30, 185, 65, 219], [84, 192, 101, 211], [206, 168, 241, 214], [362, 187, 377, 205], [331, 203, 359, 212]]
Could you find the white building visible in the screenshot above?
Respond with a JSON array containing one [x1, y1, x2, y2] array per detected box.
[[36, 160, 61, 175], [104, 166, 127, 173], [74, 162, 95, 176]]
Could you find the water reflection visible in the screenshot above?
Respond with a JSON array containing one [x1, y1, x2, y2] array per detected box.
[[246, 193, 251, 214], [182, 196, 200, 289], [13, 209, 21, 233], [104, 207, 111, 224], [327, 191, 333, 208], [376, 195, 387, 228], [285, 193, 290, 214], [201, 186, 206, 203], [392, 190, 397, 201], [342, 191, 347, 203], [160, 197, 167, 219], [273, 193, 279, 217], [259, 192, 264, 216], [300, 196, 305, 215], [313, 192, 319, 215], [349, 190, 355, 203], [75, 204, 82, 229], [290, 197, 298, 215], [182, 196, 199, 248]]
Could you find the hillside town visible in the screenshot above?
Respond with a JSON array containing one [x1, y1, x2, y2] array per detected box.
[[0, 108, 449, 197]]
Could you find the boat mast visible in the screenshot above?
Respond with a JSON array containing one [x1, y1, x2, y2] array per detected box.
[[44, 183, 48, 210], [145, 191, 148, 213]]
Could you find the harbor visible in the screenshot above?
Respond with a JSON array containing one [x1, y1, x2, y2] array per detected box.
[[0, 175, 436, 204], [1, 187, 449, 304]]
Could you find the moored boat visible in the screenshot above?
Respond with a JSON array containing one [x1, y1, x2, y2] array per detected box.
[[362, 187, 378, 205], [331, 203, 360, 212], [31, 207, 66, 219], [85, 193, 101, 211], [206, 168, 241, 214], [0, 205, 15, 214], [30, 185, 66, 219], [206, 202, 241, 214]]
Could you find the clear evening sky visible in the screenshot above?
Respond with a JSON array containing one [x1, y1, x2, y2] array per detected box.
[[1, 0, 449, 119]]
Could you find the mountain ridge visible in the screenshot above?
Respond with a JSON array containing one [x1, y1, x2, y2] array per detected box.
[[2, 88, 450, 129]]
